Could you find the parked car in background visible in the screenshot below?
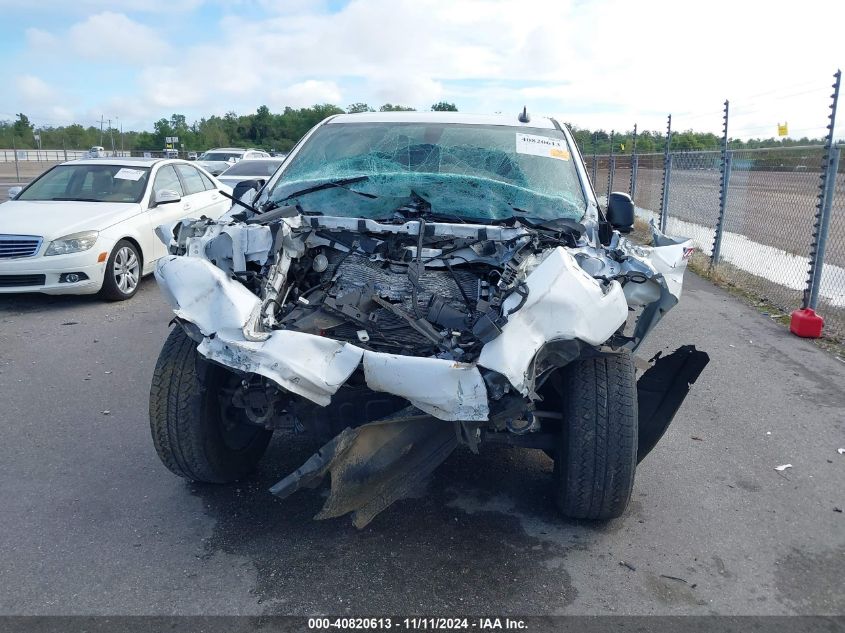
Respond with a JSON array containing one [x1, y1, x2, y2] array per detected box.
[[217, 157, 284, 194], [196, 148, 271, 176], [87, 146, 106, 158], [187, 152, 198, 160], [162, 149, 179, 159], [1, 157, 232, 300]]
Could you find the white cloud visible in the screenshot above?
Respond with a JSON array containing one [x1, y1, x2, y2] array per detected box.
[[268, 80, 344, 108], [67, 12, 171, 63], [0, 0, 203, 12], [7, 0, 844, 137], [24, 28, 59, 50], [15, 75, 57, 102]]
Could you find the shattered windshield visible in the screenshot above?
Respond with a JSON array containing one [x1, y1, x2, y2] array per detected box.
[[268, 122, 586, 222]]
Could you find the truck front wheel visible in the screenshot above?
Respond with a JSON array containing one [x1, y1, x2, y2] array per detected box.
[[149, 326, 272, 483], [553, 353, 638, 520]]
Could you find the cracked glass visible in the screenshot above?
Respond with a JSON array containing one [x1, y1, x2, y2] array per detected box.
[[268, 122, 587, 222]]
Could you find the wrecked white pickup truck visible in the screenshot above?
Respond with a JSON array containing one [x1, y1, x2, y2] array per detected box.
[[149, 112, 708, 527]]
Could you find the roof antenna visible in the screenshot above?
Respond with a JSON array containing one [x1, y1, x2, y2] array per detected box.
[[518, 106, 530, 123]]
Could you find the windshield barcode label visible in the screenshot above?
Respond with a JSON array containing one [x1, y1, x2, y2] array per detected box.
[[515, 133, 570, 161]]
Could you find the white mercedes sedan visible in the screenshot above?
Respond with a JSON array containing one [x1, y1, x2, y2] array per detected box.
[[0, 157, 232, 300]]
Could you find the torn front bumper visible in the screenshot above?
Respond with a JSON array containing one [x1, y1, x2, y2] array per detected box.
[[154, 246, 630, 421]]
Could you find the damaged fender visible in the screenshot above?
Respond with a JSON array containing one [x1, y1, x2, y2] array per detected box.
[[154, 256, 260, 335], [478, 247, 629, 395]]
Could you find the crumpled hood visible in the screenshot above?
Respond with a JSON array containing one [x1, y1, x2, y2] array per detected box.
[[0, 200, 144, 240]]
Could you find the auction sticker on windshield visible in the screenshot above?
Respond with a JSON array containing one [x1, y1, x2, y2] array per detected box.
[[515, 133, 570, 161], [114, 168, 145, 181]]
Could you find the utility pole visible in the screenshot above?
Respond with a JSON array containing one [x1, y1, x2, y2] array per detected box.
[[99, 115, 104, 146], [108, 119, 115, 154]]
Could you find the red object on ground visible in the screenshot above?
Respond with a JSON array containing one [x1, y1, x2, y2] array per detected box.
[[790, 308, 824, 338]]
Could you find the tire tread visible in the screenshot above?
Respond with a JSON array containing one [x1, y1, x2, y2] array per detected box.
[[555, 353, 637, 520]]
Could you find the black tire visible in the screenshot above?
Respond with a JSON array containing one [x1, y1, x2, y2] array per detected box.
[[100, 239, 141, 301], [553, 353, 638, 520], [149, 326, 273, 483]]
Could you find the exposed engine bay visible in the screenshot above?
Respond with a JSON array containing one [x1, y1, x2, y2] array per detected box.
[[154, 205, 702, 526]]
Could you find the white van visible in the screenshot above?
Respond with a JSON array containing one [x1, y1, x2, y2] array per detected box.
[[88, 146, 106, 158]]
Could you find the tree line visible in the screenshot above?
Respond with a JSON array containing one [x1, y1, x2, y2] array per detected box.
[[1, 103, 831, 154], [1, 102, 459, 153]]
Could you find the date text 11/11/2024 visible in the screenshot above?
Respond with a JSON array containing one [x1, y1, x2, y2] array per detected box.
[[307, 617, 529, 630]]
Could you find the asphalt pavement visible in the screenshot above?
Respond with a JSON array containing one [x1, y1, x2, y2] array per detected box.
[[0, 273, 843, 615]]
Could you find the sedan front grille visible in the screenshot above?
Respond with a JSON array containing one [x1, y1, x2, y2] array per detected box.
[[0, 274, 46, 287], [0, 235, 42, 259]]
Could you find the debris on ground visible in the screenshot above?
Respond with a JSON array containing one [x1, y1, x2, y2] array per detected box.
[[838, 448, 845, 455], [834, 507, 843, 513], [691, 436, 704, 441], [660, 574, 689, 584], [774, 464, 792, 471], [619, 561, 636, 571], [102, 410, 111, 415]]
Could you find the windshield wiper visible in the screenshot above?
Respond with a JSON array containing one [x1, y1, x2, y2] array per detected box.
[[270, 175, 376, 208]]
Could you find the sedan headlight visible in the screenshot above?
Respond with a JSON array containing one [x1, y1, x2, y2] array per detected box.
[[44, 231, 99, 256]]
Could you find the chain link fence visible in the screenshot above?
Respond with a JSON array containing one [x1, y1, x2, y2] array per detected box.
[[592, 144, 845, 340]]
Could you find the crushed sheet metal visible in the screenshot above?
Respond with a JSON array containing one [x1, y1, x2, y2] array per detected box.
[[478, 246, 628, 395], [194, 326, 489, 419], [198, 330, 364, 406], [363, 352, 489, 421], [154, 256, 259, 335], [270, 409, 457, 528]]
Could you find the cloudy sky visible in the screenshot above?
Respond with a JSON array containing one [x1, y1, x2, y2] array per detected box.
[[1, 0, 843, 139]]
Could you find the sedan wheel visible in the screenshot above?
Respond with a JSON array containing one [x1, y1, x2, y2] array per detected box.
[[100, 240, 142, 301]]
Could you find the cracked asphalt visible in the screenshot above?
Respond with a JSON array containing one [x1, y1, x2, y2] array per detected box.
[[0, 273, 843, 615]]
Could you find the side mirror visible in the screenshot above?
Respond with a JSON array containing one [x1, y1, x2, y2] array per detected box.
[[606, 192, 635, 234], [154, 189, 181, 206], [8, 186, 22, 200]]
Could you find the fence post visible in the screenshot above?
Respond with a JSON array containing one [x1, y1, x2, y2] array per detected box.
[[606, 130, 615, 202], [808, 146, 841, 310], [62, 138, 67, 162], [12, 137, 20, 182], [711, 100, 731, 266], [629, 123, 638, 200], [804, 69, 841, 311], [659, 114, 673, 231]]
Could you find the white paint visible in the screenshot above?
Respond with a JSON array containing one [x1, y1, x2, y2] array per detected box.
[[154, 256, 259, 335], [363, 352, 489, 421], [199, 330, 364, 407], [478, 247, 629, 395]]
